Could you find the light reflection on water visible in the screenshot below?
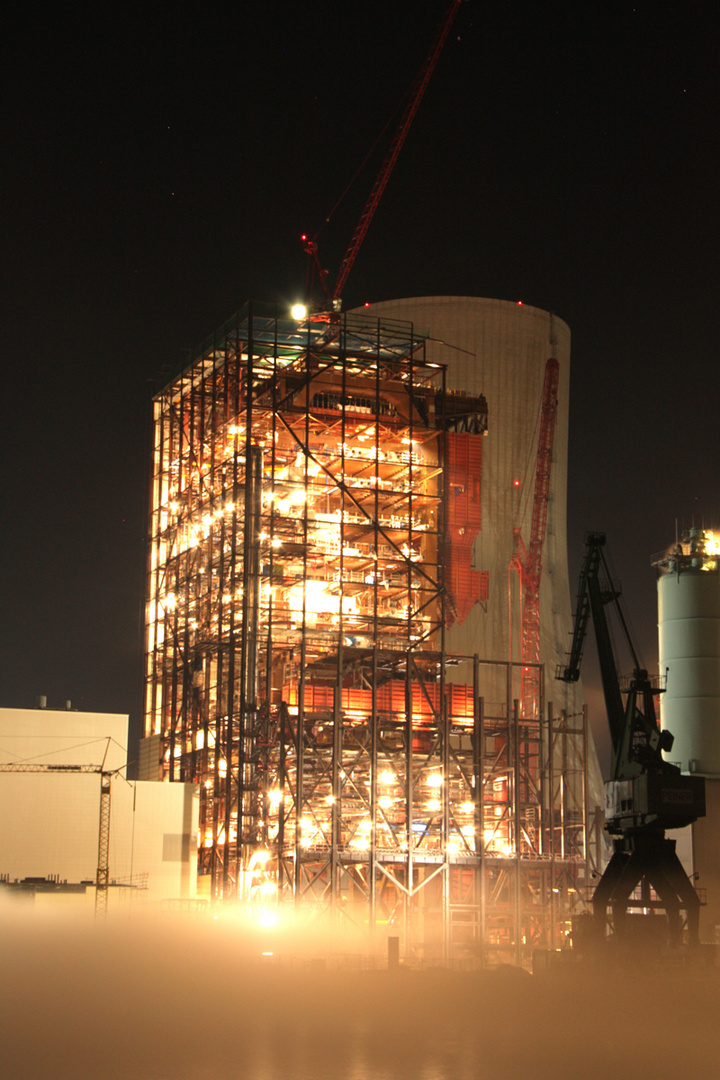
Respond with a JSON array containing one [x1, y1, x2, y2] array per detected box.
[[1, 906, 717, 1080]]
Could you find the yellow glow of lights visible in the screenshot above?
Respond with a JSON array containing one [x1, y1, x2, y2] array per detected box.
[[291, 303, 307, 320], [447, 839, 461, 854], [379, 771, 395, 784], [378, 795, 392, 809], [267, 789, 283, 807], [218, 759, 227, 778], [426, 773, 443, 788], [286, 579, 358, 618], [460, 801, 475, 813], [703, 531, 719, 557], [427, 798, 441, 811]]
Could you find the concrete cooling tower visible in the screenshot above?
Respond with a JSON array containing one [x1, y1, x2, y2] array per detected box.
[[357, 297, 603, 791]]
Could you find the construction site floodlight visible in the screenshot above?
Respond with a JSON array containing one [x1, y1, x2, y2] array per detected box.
[[291, 303, 307, 320]]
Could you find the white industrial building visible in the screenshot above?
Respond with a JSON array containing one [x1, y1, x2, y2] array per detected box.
[[0, 706, 198, 908]]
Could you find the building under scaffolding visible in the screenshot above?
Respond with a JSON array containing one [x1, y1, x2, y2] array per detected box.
[[144, 303, 590, 963]]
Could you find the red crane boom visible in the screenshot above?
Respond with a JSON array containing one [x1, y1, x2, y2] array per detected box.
[[304, 0, 462, 308], [511, 357, 560, 717]]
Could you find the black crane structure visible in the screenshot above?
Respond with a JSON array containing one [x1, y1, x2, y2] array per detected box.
[[557, 533, 705, 950]]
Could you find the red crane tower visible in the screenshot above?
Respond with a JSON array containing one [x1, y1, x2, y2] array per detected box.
[[303, 0, 463, 308], [510, 357, 560, 718]]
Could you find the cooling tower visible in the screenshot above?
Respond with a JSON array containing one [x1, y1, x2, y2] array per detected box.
[[355, 303, 567, 684]]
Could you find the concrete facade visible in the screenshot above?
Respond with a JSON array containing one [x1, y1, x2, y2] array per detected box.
[[356, 298, 602, 803], [0, 707, 198, 905]]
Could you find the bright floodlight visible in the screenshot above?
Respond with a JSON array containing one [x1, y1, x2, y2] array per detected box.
[[291, 303, 307, 320]]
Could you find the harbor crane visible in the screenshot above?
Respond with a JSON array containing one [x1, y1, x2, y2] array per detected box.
[[557, 533, 705, 948]]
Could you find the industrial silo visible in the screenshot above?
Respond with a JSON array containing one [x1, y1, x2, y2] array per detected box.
[[655, 529, 720, 941], [655, 527, 720, 776]]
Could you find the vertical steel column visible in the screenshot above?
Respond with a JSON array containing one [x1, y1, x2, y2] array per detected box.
[[225, 322, 243, 888], [473, 662, 483, 953], [439, 361, 450, 963], [512, 697, 522, 965], [369, 346, 381, 932], [547, 699, 556, 948], [331, 345, 349, 911], [582, 703, 589, 872], [234, 310, 257, 898], [405, 658, 413, 953]]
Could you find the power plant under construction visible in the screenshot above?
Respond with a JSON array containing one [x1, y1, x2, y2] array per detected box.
[[142, 297, 604, 964]]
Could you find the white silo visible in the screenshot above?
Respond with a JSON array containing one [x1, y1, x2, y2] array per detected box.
[[656, 527, 720, 776], [355, 296, 603, 802]]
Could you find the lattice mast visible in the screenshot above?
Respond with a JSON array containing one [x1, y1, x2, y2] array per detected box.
[[304, 0, 463, 307], [511, 358, 559, 717]]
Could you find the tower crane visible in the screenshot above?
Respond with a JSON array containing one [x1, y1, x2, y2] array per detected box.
[[510, 357, 560, 718], [0, 739, 119, 915], [557, 533, 705, 949], [303, 0, 463, 309]]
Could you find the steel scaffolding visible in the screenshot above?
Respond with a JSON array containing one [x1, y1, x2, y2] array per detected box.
[[144, 303, 588, 963]]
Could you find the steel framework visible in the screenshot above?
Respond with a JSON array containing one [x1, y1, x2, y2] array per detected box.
[[144, 304, 589, 963]]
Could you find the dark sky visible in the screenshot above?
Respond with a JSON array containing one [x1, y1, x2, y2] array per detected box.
[[2, 1, 718, 768]]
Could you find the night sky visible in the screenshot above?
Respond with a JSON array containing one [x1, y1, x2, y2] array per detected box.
[[2, 1, 718, 771]]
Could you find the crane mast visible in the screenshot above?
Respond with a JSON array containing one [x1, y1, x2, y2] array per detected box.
[[511, 357, 559, 718], [558, 533, 705, 949], [304, 0, 463, 308]]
